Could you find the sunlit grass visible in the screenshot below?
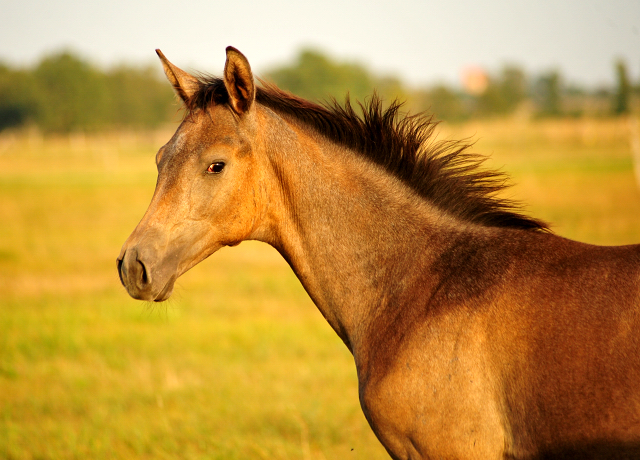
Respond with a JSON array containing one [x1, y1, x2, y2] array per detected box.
[[1, 117, 640, 459], [445, 116, 640, 244]]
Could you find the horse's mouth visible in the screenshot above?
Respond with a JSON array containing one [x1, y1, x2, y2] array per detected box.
[[154, 278, 176, 302]]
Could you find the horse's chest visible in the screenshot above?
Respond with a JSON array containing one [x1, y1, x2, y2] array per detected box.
[[356, 331, 505, 459]]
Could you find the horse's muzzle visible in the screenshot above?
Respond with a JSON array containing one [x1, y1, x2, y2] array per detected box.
[[117, 246, 174, 302]]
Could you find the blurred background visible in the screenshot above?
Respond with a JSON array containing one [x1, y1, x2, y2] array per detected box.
[[1, 0, 640, 131], [1, 1, 640, 459]]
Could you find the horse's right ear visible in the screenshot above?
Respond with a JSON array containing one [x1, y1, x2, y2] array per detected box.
[[156, 49, 199, 103]]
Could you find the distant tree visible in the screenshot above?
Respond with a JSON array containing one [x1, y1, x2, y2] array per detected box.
[[266, 49, 373, 104], [499, 65, 528, 111], [475, 65, 527, 117], [476, 79, 504, 116], [0, 50, 177, 133], [375, 75, 410, 107], [613, 59, 630, 115], [533, 71, 562, 117], [104, 65, 175, 129], [265, 49, 405, 107], [0, 63, 37, 131], [32, 51, 110, 132], [412, 85, 468, 122]]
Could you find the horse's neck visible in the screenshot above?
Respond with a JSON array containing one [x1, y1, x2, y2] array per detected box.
[[258, 114, 455, 354]]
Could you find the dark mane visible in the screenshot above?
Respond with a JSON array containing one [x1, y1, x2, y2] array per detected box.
[[188, 76, 548, 231]]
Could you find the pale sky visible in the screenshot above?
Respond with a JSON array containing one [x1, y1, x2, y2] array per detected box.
[[1, 0, 639, 88]]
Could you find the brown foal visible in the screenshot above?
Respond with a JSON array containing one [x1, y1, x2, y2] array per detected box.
[[118, 47, 640, 459]]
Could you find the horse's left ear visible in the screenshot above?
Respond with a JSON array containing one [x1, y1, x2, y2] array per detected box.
[[224, 47, 255, 115]]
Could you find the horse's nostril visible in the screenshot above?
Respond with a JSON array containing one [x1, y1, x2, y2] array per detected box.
[[138, 258, 150, 285], [118, 248, 152, 290], [116, 257, 125, 285]]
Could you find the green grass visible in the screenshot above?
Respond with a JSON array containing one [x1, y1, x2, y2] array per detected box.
[[1, 118, 640, 459]]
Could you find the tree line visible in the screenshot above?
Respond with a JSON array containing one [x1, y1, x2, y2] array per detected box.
[[0, 51, 175, 133], [0, 48, 637, 133]]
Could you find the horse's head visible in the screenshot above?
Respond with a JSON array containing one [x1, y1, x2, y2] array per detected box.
[[117, 47, 263, 301]]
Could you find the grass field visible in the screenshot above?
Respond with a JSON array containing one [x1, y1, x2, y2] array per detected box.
[[1, 116, 640, 459]]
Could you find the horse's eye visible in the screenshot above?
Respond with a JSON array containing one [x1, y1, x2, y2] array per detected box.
[[207, 162, 225, 174]]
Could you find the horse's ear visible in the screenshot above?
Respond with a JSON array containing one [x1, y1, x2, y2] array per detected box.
[[223, 47, 255, 115], [155, 49, 199, 103]]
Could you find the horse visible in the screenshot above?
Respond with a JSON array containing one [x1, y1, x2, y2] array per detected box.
[[117, 46, 640, 459]]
